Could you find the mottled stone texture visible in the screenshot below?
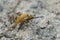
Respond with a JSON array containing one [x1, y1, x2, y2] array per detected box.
[[0, 0, 60, 40]]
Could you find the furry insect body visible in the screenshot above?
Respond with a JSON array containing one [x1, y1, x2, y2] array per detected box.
[[8, 13, 33, 31]]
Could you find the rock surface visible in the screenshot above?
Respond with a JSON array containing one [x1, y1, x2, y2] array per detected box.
[[0, 0, 60, 40]]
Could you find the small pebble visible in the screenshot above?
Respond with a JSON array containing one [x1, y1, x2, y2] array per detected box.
[[0, 5, 3, 12], [30, 3, 38, 9]]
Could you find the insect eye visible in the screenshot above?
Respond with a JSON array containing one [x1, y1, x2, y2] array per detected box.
[[27, 14, 31, 17], [26, 14, 29, 16]]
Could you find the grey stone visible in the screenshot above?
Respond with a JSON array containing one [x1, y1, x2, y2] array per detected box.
[[0, 0, 60, 40]]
